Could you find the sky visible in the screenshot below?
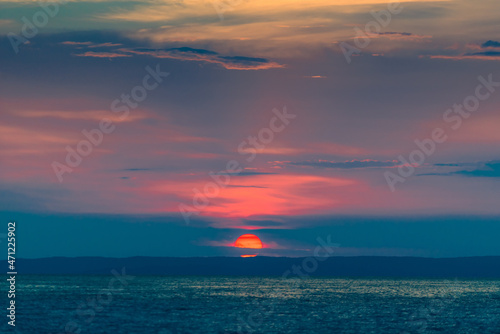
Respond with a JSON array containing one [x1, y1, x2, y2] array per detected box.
[[0, 0, 499, 258]]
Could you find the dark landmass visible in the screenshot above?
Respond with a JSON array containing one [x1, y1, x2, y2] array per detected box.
[[2, 256, 500, 277]]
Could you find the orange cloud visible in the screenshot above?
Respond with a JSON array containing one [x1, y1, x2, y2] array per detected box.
[[61, 41, 93, 46], [426, 54, 500, 61], [237, 142, 367, 156], [0, 125, 74, 147], [365, 32, 432, 41], [303, 75, 327, 79], [13, 110, 146, 122], [100, 0, 449, 23]]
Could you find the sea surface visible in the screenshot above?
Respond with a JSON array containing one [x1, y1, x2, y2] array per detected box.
[[3, 275, 500, 333]]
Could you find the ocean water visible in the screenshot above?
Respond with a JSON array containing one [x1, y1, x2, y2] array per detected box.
[[4, 275, 500, 333]]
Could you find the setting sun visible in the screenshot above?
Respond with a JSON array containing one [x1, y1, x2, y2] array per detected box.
[[234, 234, 263, 257], [234, 234, 263, 249]]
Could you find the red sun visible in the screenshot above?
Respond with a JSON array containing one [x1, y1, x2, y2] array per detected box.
[[234, 234, 263, 257]]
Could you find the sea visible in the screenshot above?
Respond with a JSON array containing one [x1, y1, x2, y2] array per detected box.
[[3, 275, 500, 333]]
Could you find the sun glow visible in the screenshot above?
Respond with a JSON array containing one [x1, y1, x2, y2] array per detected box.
[[234, 234, 263, 257], [235, 234, 263, 249]]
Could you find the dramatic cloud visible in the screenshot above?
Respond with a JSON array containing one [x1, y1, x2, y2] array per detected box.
[[1, 0, 500, 258]]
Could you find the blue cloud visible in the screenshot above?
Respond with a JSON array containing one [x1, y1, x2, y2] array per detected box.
[[454, 161, 500, 177], [466, 51, 500, 57], [287, 160, 398, 169], [482, 40, 500, 48], [422, 161, 500, 177]]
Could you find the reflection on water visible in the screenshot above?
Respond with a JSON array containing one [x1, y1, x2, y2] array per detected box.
[[6, 275, 500, 333]]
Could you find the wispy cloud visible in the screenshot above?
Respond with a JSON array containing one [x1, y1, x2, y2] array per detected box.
[[120, 47, 285, 70], [303, 75, 327, 79], [454, 161, 500, 177], [73, 51, 132, 58], [421, 161, 500, 178], [424, 40, 500, 61], [369, 31, 432, 41], [482, 40, 500, 48], [14, 110, 144, 122], [428, 53, 500, 61], [61, 41, 122, 48], [276, 159, 399, 169], [61, 41, 93, 46], [68, 42, 285, 69]]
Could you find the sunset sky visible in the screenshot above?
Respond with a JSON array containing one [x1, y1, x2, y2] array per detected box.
[[1, 0, 499, 258]]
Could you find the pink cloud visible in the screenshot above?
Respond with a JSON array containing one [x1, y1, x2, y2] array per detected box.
[[73, 51, 132, 58], [426, 54, 500, 61]]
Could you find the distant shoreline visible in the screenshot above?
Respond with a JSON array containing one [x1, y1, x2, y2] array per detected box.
[[2, 256, 499, 278]]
